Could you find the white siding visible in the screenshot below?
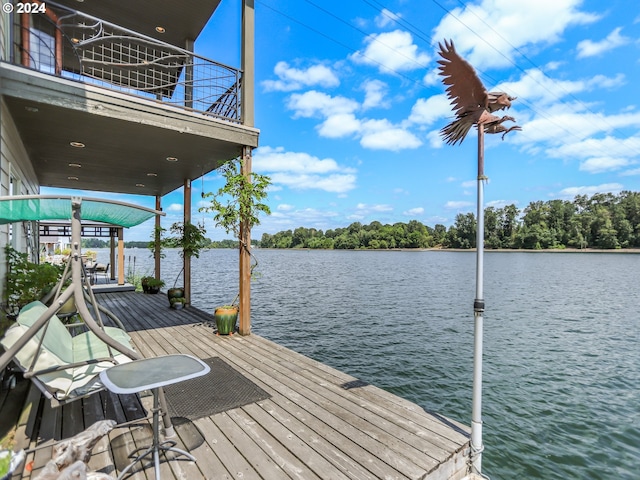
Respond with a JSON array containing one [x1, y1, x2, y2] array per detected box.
[[1, 98, 40, 301]]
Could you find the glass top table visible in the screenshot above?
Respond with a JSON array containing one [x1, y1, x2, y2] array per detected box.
[[100, 354, 209, 394], [99, 354, 210, 479]]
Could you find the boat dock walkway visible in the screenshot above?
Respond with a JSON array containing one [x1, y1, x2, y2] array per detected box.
[[7, 291, 471, 479]]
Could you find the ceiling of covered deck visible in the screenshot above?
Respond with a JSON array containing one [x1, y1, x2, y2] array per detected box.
[[53, 0, 223, 48], [5, 95, 248, 197]]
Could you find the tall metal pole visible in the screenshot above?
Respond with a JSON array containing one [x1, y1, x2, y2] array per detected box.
[[471, 125, 486, 474]]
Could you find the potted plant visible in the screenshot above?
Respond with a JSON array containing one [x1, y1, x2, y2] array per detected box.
[[213, 304, 239, 335], [200, 157, 271, 335], [165, 221, 208, 305], [169, 297, 186, 310], [141, 276, 164, 294]]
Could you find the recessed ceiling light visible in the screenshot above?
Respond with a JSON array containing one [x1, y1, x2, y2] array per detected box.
[[70, 141, 85, 148], [68, 163, 82, 168], [24, 106, 39, 113], [166, 156, 178, 162], [68, 176, 79, 181], [136, 183, 145, 187], [155, 26, 166, 34], [147, 172, 158, 177]]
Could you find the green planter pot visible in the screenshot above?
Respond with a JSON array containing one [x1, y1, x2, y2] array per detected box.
[[167, 287, 185, 301], [214, 306, 238, 335]]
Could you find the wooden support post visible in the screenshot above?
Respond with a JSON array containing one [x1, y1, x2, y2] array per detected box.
[[109, 230, 116, 283], [20, 13, 30, 68], [239, 147, 252, 335], [241, 0, 255, 127], [184, 179, 192, 306], [155, 196, 161, 281], [117, 227, 124, 285]]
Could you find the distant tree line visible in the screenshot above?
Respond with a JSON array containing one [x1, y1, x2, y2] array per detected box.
[[82, 238, 248, 249], [258, 191, 640, 250]]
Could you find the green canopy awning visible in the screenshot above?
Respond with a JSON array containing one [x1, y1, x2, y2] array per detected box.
[[0, 196, 163, 227]]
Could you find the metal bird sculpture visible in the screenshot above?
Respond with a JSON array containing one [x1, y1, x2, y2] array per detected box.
[[437, 39, 522, 477], [438, 39, 521, 145]]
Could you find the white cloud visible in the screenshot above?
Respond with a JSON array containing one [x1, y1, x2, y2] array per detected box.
[[427, 130, 445, 148], [287, 90, 359, 118], [408, 94, 453, 126], [262, 61, 340, 92], [576, 27, 630, 58], [253, 146, 357, 193], [359, 119, 422, 150], [486, 200, 518, 208], [254, 146, 349, 174], [286, 91, 421, 151], [263, 207, 340, 231], [166, 203, 182, 212], [461, 180, 476, 188], [621, 167, 640, 177], [277, 204, 295, 211], [579, 157, 633, 173], [356, 203, 393, 213], [362, 79, 389, 110], [403, 207, 424, 216], [432, 0, 600, 69], [499, 69, 625, 106], [350, 30, 430, 73], [515, 106, 640, 146], [375, 8, 401, 28], [269, 173, 357, 193], [558, 183, 624, 198], [317, 113, 361, 138], [445, 201, 474, 209]]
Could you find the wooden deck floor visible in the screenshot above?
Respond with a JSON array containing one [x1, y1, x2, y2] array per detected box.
[[8, 291, 471, 480]]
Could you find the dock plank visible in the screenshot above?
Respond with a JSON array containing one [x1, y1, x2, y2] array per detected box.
[[8, 291, 470, 480]]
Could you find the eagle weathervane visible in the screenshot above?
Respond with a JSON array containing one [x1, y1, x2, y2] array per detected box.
[[438, 39, 521, 145], [437, 39, 521, 477]]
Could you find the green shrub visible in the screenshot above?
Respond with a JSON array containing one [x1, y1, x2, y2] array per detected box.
[[3, 245, 62, 316]]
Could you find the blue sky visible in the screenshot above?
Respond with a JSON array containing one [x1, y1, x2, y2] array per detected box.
[[44, 0, 640, 241]]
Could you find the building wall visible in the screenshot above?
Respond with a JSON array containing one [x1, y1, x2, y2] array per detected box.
[[0, 14, 41, 303]]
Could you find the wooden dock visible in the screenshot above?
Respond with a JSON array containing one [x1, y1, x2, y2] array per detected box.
[[6, 291, 471, 479]]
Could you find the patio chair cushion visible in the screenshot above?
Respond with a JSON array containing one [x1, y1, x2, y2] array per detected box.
[[0, 301, 133, 401]]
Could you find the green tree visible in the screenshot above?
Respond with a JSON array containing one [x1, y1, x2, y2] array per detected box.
[[448, 213, 476, 249]]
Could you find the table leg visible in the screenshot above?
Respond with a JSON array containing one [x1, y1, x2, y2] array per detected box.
[[117, 389, 196, 480]]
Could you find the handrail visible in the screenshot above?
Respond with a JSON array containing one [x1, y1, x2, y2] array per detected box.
[[11, 1, 242, 123]]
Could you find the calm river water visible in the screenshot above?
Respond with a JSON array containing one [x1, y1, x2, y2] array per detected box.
[[103, 248, 639, 479]]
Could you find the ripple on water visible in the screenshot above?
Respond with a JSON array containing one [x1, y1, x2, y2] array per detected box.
[[103, 248, 639, 480]]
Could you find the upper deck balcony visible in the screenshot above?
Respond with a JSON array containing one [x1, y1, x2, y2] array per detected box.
[[10, 0, 242, 123]]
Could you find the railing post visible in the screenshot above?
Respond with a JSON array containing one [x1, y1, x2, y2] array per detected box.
[[185, 39, 194, 109]]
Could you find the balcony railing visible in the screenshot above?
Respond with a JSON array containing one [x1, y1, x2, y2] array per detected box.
[[11, 1, 242, 123]]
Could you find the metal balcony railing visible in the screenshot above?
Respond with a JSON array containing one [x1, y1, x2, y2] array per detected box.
[[11, 1, 242, 123]]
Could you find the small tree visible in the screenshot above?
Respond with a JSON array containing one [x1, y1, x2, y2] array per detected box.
[[166, 221, 208, 288], [200, 157, 271, 304]]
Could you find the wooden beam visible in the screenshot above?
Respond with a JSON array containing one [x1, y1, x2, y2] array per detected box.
[[117, 227, 124, 285], [241, 0, 255, 127], [239, 147, 252, 335], [184, 179, 192, 305], [155, 196, 161, 281]]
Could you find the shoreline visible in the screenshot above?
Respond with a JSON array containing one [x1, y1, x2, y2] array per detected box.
[[254, 247, 640, 254]]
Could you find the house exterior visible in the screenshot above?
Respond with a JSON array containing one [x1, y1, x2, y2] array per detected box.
[[0, 0, 259, 332]]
